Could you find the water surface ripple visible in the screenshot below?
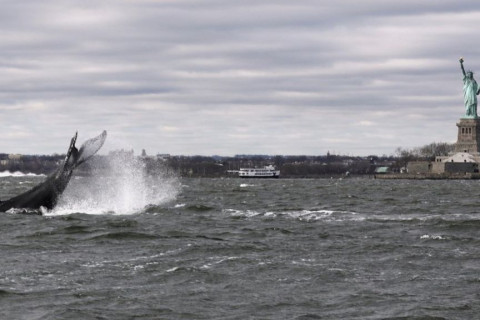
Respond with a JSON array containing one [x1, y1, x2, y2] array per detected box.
[[1, 178, 479, 319]]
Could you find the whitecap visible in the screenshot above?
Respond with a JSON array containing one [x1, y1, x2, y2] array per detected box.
[[224, 208, 262, 217], [166, 267, 180, 273], [201, 256, 238, 270], [420, 234, 446, 240], [6, 207, 39, 215], [240, 183, 255, 188], [0, 171, 46, 177], [223, 208, 362, 222], [283, 210, 334, 221]]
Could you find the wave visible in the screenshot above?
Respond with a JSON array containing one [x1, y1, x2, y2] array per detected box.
[[368, 214, 480, 225], [0, 289, 21, 297], [87, 231, 158, 241], [420, 234, 447, 240], [186, 204, 215, 212], [5, 207, 42, 215], [223, 208, 363, 222], [0, 171, 46, 177]]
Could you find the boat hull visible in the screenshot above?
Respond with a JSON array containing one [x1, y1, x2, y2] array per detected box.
[[239, 175, 280, 179]]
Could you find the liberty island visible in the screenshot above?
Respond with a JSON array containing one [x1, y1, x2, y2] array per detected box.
[[381, 57, 480, 178]]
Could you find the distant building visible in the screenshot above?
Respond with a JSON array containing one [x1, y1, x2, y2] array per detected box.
[[109, 149, 135, 158], [156, 154, 171, 161], [408, 118, 480, 174], [374, 166, 391, 174], [434, 118, 480, 173], [8, 154, 22, 160]]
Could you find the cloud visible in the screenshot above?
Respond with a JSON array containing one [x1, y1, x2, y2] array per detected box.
[[0, 0, 478, 155]]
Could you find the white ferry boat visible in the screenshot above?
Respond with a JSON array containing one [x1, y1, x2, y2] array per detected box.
[[237, 165, 280, 178]]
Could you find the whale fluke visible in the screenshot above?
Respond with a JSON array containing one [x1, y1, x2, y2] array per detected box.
[[0, 131, 107, 213]]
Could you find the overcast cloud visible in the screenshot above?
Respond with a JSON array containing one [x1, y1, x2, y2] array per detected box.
[[1, 0, 479, 156]]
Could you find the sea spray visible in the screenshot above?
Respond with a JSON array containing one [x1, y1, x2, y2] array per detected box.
[[49, 153, 180, 215]]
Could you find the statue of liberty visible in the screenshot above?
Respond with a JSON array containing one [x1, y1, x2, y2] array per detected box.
[[460, 57, 480, 118]]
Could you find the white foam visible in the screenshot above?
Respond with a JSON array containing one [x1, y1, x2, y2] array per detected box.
[[200, 256, 238, 270], [239, 183, 255, 188], [223, 208, 361, 222], [6, 207, 40, 215], [0, 171, 46, 177], [420, 234, 446, 240], [224, 208, 263, 217]]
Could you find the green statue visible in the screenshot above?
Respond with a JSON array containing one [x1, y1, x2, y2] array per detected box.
[[460, 57, 480, 118]]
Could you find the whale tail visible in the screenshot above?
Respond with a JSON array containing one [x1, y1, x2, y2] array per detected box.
[[0, 130, 107, 212], [63, 130, 107, 171], [76, 130, 107, 167]]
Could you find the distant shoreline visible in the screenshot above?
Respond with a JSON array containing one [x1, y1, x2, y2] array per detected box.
[[374, 173, 480, 180]]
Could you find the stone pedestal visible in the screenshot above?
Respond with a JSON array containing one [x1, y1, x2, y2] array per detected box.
[[455, 118, 480, 154]]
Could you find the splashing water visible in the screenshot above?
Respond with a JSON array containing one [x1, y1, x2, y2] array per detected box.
[[48, 154, 180, 216]]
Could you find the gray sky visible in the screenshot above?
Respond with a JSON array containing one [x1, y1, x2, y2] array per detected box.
[[0, 0, 479, 156]]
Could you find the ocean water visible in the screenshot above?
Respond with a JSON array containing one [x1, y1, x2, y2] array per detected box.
[[0, 175, 479, 319]]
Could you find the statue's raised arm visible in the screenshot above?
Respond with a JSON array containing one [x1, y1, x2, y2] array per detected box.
[[459, 57, 479, 118]]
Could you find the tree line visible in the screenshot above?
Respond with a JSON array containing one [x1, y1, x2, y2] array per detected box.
[[0, 141, 455, 178], [393, 142, 455, 168]]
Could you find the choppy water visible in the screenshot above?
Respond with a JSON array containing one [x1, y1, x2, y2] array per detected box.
[[1, 176, 479, 319]]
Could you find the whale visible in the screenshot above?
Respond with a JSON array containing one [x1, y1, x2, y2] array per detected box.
[[0, 130, 107, 213]]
